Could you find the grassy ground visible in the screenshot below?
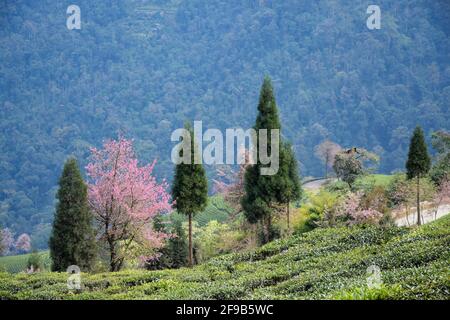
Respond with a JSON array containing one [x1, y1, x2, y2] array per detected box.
[[0, 251, 50, 273], [355, 174, 396, 187], [1, 215, 448, 300]]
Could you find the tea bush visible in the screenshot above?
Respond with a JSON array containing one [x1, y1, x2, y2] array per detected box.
[[0, 215, 448, 300]]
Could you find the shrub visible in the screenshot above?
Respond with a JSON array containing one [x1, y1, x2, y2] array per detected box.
[[292, 191, 339, 233], [0, 216, 448, 300], [27, 251, 42, 272], [332, 284, 404, 300]]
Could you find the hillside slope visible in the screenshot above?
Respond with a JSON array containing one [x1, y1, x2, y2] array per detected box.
[[1, 215, 448, 300]]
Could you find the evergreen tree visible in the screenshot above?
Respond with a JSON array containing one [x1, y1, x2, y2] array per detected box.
[[277, 141, 302, 232], [242, 76, 282, 244], [406, 126, 431, 226], [147, 216, 188, 270], [49, 158, 96, 271], [430, 130, 450, 186], [168, 219, 188, 268], [172, 123, 208, 267]]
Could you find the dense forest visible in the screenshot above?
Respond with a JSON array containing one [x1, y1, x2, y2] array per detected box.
[[0, 0, 449, 248]]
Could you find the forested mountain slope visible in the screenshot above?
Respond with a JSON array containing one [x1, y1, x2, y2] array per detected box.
[[0, 0, 449, 246]]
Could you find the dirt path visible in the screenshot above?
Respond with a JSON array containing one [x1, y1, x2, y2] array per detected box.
[[395, 204, 450, 227], [302, 178, 335, 192], [301, 178, 450, 227]]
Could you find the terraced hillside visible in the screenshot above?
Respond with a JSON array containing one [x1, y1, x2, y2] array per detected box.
[[1, 215, 448, 300], [170, 195, 234, 226]]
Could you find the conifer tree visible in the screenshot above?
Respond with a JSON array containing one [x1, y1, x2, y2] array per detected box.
[[242, 76, 283, 243], [146, 216, 188, 270], [49, 158, 96, 271], [168, 219, 188, 268], [406, 126, 431, 226], [277, 141, 302, 232], [172, 123, 208, 267]]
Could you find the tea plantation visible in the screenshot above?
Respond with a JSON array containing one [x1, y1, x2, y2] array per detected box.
[[0, 251, 50, 274], [1, 215, 449, 300]]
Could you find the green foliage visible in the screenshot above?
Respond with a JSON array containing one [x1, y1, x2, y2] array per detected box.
[[354, 174, 395, 190], [405, 126, 432, 224], [325, 174, 395, 195], [27, 250, 43, 271], [387, 174, 436, 208], [324, 180, 351, 194], [194, 220, 229, 263], [242, 77, 283, 243], [192, 196, 233, 227], [429, 153, 450, 186], [431, 130, 450, 155], [430, 130, 450, 186], [292, 191, 339, 233], [171, 123, 208, 217], [172, 122, 208, 266], [167, 220, 189, 269], [1, 215, 449, 300], [333, 149, 379, 188], [332, 284, 404, 300], [277, 141, 302, 203], [49, 158, 96, 272], [333, 153, 364, 187], [406, 126, 431, 180], [148, 217, 188, 270]]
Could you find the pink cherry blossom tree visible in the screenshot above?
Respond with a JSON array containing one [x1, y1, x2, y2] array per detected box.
[[335, 192, 383, 226], [86, 136, 172, 271], [15, 233, 31, 253]]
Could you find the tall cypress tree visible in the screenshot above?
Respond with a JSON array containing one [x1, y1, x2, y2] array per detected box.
[[242, 76, 282, 243], [172, 123, 208, 267], [277, 141, 302, 232], [49, 158, 96, 271], [168, 219, 188, 268], [406, 126, 431, 226]]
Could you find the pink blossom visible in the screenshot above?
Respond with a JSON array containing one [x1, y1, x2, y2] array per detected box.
[[15, 233, 31, 253], [336, 192, 383, 225], [86, 136, 172, 270]]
